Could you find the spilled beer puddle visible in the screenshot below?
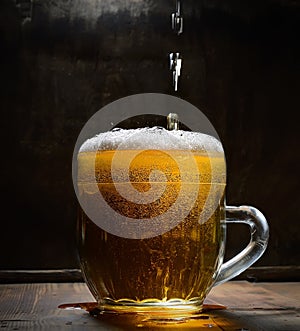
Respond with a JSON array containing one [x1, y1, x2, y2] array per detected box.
[[58, 302, 226, 329]]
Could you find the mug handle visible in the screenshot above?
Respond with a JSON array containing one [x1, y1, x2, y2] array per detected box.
[[214, 205, 269, 286]]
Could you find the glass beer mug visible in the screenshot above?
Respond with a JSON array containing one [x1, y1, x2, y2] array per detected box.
[[75, 110, 269, 318]]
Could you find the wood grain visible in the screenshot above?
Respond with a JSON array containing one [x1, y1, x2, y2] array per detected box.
[[0, 282, 299, 330]]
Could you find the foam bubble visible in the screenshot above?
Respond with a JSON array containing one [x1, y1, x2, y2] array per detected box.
[[79, 127, 224, 154]]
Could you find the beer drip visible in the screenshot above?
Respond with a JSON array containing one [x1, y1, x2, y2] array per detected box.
[[169, 53, 182, 92], [167, 113, 179, 130], [169, 1, 183, 91], [171, 0, 183, 35]]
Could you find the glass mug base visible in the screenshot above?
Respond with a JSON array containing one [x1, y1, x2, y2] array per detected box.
[[96, 297, 205, 318]]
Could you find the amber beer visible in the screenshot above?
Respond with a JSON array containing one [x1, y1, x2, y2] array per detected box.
[[77, 128, 226, 313]]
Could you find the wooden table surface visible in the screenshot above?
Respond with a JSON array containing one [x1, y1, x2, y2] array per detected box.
[[0, 281, 299, 330]]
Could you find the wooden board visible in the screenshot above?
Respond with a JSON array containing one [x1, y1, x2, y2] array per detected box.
[[0, 281, 299, 330]]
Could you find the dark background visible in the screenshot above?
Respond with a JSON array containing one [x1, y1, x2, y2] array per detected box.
[[1, 0, 299, 272]]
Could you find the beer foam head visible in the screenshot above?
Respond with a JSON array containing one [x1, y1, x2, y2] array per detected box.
[[79, 127, 224, 154]]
